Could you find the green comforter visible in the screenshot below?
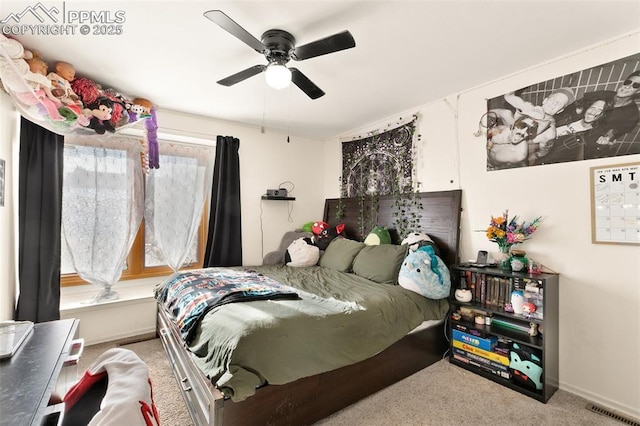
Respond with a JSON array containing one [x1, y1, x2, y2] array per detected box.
[[169, 264, 449, 402]]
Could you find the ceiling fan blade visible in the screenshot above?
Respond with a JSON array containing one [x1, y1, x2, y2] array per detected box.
[[204, 10, 267, 54], [292, 30, 356, 61], [217, 65, 266, 86], [290, 68, 325, 99]]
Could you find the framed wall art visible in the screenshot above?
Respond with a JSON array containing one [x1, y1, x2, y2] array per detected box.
[[590, 161, 640, 245]]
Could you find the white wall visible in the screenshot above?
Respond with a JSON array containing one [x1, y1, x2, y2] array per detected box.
[[0, 94, 17, 321], [325, 30, 640, 419]]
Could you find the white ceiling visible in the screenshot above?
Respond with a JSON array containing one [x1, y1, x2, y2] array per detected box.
[[2, 1, 640, 141]]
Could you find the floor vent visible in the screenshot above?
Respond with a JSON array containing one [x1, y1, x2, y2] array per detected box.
[[586, 403, 640, 426]]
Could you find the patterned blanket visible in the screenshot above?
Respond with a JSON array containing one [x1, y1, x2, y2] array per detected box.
[[156, 268, 299, 342]]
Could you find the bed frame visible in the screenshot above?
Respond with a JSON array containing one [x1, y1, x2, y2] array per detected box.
[[157, 189, 462, 426]]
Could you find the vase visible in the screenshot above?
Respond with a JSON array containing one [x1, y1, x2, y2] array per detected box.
[[496, 244, 512, 270]]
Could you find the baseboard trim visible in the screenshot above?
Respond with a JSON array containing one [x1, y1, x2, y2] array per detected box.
[[560, 380, 640, 421], [84, 326, 157, 346], [116, 333, 158, 346]]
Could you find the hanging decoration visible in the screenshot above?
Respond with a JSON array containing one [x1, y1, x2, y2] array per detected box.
[[340, 114, 418, 198], [339, 114, 421, 239], [0, 34, 160, 167]]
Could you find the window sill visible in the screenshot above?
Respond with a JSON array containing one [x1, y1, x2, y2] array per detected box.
[[60, 276, 169, 314]]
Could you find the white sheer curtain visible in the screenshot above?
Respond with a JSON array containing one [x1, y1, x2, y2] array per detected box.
[[144, 142, 215, 272], [61, 135, 144, 303]]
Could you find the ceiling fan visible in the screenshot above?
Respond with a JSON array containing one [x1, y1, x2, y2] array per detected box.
[[204, 10, 356, 99]]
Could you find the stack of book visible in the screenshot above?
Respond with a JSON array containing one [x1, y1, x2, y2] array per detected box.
[[451, 323, 511, 380]]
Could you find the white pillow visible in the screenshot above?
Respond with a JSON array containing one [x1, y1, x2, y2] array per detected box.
[[285, 238, 320, 267]]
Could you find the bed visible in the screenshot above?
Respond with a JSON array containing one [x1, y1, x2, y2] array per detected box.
[[156, 189, 462, 425]]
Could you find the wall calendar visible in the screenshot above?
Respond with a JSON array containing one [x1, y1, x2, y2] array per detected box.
[[590, 161, 640, 245]]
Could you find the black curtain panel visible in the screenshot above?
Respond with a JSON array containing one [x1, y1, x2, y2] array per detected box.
[[203, 135, 242, 267], [15, 118, 64, 322]]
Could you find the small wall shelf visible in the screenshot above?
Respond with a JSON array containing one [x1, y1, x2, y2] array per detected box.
[[261, 196, 296, 201]]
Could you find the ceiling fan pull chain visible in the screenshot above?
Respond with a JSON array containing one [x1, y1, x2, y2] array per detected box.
[[287, 85, 291, 143]]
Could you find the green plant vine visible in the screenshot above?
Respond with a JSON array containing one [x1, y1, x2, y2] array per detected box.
[[335, 175, 346, 220]]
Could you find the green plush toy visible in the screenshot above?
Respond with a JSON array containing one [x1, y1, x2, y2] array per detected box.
[[364, 226, 391, 245], [301, 222, 314, 233]]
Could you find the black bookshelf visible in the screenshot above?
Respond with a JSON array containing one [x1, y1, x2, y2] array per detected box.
[[448, 265, 559, 403]]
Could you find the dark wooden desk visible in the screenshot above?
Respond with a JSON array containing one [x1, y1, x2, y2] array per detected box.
[[0, 319, 79, 426]]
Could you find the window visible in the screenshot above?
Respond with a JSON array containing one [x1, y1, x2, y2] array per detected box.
[[61, 136, 213, 287]]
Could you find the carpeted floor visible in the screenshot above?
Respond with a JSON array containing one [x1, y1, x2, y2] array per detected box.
[[79, 338, 623, 426]]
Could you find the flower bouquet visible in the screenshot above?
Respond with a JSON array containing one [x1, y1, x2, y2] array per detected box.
[[486, 210, 541, 268]]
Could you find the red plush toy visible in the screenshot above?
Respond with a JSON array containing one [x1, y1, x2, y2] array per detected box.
[[312, 221, 329, 235], [72, 77, 126, 127]]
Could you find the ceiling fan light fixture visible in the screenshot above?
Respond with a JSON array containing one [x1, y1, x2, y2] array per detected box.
[[265, 63, 292, 89]]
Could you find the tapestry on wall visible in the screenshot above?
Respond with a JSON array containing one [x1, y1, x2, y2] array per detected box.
[[341, 119, 415, 197], [486, 52, 640, 171]]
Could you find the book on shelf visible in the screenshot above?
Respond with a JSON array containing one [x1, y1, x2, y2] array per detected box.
[[452, 348, 512, 379], [452, 321, 490, 338], [512, 276, 526, 291], [471, 271, 478, 302], [485, 276, 511, 308], [452, 339, 510, 366], [452, 352, 511, 379], [458, 270, 516, 308], [451, 329, 497, 351]]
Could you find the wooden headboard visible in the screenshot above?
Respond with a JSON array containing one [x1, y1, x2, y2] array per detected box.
[[323, 190, 462, 266]]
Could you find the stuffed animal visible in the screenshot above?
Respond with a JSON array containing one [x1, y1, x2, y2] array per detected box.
[[46, 61, 90, 126], [102, 88, 131, 127], [311, 221, 329, 235], [71, 77, 131, 131], [70, 76, 102, 107], [398, 245, 450, 299], [83, 97, 116, 134], [129, 98, 153, 121], [364, 226, 391, 245], [509, 343, 543, 390], [313, 224, 345, 251], [145, 107, 159, 169], [23, 53, 66, 121], [284, 237, 319, 267], [454, 288, 473, 302], [0, 37, 69, 123], [0, 35, 31, 93], [401, 231, 439, 255], [47, 61, 83, 110]]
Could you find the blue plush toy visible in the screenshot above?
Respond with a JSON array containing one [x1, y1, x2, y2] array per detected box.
[[398, 245, 450, 299]]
